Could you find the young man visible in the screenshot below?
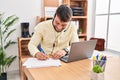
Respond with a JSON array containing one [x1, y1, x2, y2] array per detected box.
[[28, 5, 79, 60]]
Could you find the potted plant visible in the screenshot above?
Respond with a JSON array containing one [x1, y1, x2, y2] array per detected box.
[[91, 55, 107, 80], [78, 28, 82, 34], [0, 13, 19, 80]]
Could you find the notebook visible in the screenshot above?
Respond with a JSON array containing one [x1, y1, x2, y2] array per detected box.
[[60, 40, 97, 63]]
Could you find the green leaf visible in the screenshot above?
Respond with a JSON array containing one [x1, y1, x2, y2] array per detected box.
[[92, 65, 103, 73], [3, 17, 18, 34], [4, 40, 17, 49], [0, 50, 6, 65], [4, 29, 16, 42], [6, 56, 17, 67], [4, 17, 19, 27], [3, 15, 15, 25]]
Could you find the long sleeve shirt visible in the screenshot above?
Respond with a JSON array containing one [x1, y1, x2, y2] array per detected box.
[[28, 20, 79, 57]]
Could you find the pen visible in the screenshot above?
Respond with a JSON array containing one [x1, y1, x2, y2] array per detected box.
[[99, 54, 103, 60], [96, 54, 99, 60], [101, 56, 107, 60], [38, 45, 46, 54], [101, 56, 104, 60], [100, 56, 107, 67], [93, 56, 96, 60], [40, 47, 46, 54], [93, 55, 99, 65], [104, 56, 107, 60], [100, 59, 106, 67]]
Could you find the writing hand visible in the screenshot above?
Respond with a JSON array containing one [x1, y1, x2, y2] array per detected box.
[[52, 50, 66, 59], [35, 52, 48, 60]]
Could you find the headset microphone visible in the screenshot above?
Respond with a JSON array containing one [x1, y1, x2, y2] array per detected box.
[[63, 21, 71, 32], [64, 30, 66, 32]]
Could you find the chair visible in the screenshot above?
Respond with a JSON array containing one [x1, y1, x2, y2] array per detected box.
[[18, 37, 31, 80]]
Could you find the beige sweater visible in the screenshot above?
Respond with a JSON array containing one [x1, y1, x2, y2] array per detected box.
[[28, 20, 79, 56]]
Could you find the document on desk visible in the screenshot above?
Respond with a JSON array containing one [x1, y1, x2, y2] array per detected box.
[[23, 58, 61, 68]]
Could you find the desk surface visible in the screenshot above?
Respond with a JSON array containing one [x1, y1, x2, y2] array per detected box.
[[22, 56, 120, 80]]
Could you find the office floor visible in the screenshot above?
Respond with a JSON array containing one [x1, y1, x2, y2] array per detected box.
[[8, 70, 20, 80], [8, 50, 120, 80]]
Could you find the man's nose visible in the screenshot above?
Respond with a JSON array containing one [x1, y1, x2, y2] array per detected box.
[[57, 25, 64, 29]]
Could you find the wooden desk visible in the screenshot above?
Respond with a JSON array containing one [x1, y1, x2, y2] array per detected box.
[[22, 57, 120, 80]]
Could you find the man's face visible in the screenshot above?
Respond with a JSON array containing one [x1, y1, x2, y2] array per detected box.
[[53, 15, 69, 32]]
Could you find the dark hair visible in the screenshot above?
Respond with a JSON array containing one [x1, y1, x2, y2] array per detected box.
[[55, 4, 72, 22]]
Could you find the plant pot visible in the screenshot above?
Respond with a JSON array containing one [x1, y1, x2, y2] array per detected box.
[[0, 72, 7, 80], [91, 71, 104, 80]]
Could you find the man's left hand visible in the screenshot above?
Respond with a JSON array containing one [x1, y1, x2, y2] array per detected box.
[[51, 50, 66, 59]]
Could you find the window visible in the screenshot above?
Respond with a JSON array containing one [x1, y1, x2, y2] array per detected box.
[[95, 0, 120, 52]]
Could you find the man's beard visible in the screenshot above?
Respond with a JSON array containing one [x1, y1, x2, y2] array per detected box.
[[52, 19, 61, 32]]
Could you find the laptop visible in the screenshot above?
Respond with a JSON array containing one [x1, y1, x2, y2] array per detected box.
[[60, 40, 97, 63]]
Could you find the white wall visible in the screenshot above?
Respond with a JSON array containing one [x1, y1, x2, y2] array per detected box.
[[87, 0, 96, 39], [0, 0, 42, 71], [0, 0, 95, 71]]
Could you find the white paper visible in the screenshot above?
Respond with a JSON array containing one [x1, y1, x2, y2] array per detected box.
[[23, 58, 61, 68], [45, 7, 57, 17]]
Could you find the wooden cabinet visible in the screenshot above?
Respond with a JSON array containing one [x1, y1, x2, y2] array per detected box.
[[18, 37, 31, 80], [62, 0, 88, 41]]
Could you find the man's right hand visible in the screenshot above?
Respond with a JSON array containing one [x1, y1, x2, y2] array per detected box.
[[35, 52, 48, 60]]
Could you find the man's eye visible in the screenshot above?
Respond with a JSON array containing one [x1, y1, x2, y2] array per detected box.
[[62, 25, 66, 27]]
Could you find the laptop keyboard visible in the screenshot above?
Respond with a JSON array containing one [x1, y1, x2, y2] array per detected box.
[[60, 54, 69, 62]]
